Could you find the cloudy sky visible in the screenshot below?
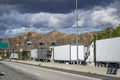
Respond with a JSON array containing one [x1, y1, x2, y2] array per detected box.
[[0, 0, 120, 39]]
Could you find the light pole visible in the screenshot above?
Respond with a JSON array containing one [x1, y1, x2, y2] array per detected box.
[[19, 47, 23, 59], [109, 24, 112, 38], [76, 0, 79, 64], [27, 41, 32, 60], [51, 42, 56, 62]]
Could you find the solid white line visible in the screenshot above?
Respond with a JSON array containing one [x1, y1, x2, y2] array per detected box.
[[34, 73, 41, 76], [21, 68, 26, 71]]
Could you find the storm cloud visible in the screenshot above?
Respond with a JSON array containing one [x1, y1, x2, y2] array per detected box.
[[0, 0, 114, 13], [0, 0, 120, 39]]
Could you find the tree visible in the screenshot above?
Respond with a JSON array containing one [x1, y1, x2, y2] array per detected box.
[[105, 28, 111, 38], [112, 26, 120, 37], [22, 51, 30, 60]]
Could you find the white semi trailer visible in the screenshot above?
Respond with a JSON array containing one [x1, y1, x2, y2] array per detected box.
[[51, 45, 87, 64], [10, 53, 18, 59], [87, 37, 120, 67], [30, 49, 47, 61]]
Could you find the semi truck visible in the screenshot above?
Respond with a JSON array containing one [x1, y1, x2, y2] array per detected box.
[[10, 53, 18, 59], [51, 45, 88, 64], [87, 37, 120, 67], [30, 48, 47, 61]]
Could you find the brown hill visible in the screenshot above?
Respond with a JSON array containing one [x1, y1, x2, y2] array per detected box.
[[2, 29, 109, 51], [45, 30, 68, 42]]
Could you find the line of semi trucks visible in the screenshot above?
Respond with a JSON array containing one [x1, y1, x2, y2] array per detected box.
[[29, 37, 120, 67]]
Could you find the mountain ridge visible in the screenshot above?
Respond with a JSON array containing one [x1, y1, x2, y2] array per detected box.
[[2, 27, 117, 51]]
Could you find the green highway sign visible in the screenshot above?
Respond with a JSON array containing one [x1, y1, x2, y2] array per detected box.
[[0, 42, 9, 49]]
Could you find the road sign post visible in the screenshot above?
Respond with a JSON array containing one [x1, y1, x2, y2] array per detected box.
[[20, 48, 23, 60]]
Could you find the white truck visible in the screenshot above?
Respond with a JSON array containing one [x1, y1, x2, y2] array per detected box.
[[87, 37, 120, 67], [51, 45, 87, 64], [30, 49, 47, 61], [10, 53, 18, 59]]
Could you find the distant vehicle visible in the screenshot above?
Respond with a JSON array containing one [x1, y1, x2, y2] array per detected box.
[[87, 37, 120, 67], [10, 53, 18, 59], [0, 72, 5, 76], [27, 41, 32, 45], [0, 56, 3, 61], [30, 48, 47, 61], [51, 44, 88, 64]]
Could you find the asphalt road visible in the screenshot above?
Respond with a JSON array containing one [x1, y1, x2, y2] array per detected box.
[[0, 61, 35, 80], [0, 61, 102, 80]]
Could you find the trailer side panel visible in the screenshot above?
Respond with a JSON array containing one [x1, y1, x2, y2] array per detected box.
[[54, 45, 70, 61], [96, 37, 120, 63]]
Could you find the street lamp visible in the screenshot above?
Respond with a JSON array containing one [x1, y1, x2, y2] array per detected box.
[[19, 48, 23, 59], [51, 42, 56, 62], [27, 41, 33, 60], [76, 0, 79, 64]]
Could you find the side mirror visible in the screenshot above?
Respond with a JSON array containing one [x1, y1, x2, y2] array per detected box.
[[0, 72, 5, 76]]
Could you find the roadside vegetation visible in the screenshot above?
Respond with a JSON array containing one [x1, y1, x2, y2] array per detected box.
[[94, 25, 120, 40]]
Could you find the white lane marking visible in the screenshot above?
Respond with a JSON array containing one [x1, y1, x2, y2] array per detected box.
[[21, 68, 26, 71], [35, 73, 41, 76]]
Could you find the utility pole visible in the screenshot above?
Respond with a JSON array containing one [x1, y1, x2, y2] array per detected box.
[[76, 0, 79, 64], [109, 24, 112, 38]]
